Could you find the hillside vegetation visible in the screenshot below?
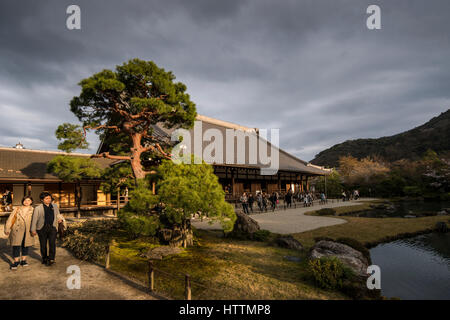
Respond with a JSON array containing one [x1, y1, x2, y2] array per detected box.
[[312, 109, 450, 167]]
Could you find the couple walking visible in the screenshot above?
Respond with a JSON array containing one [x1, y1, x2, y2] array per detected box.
[[3, 191, 66, 270]]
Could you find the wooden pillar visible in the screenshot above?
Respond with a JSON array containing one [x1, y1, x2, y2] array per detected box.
[[306, 176, 309, 192], [27, 183, 32, 197], [105, 243, 111, 269], [231, 169, 235, 197], [58, 182, 62, 206], [185, 274, 192, 300], [277, 172, 281, 192], [148, 261, 154, 292], [300, 175, 304, 192]]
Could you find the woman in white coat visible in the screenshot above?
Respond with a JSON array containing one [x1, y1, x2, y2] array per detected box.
[[4, 196, 35, 270]]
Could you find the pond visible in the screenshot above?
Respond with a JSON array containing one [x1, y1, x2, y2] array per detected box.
[[370, 233, 450, 300], [342, 200, 450, 218]]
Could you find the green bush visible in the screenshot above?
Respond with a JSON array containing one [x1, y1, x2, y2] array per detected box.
[[315, 208, 336, 216], [253, 229, 271, 242], [336, 237, 372, 264], [118, 182, 160, 238], [440, 193, 450, 201], [119, 211, 161, 238], [403, 186, 422, 197], [63, 219, 120, 262], [63, 230, 109, 261], [308, 256, 354, 290]]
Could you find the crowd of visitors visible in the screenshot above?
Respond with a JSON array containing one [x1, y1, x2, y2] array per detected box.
[[341, 189, 360, 201], [238, 189, 361, 214], [238, 189, 328, 213]]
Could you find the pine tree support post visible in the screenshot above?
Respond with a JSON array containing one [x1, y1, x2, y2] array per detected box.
[[185, 274, 191, 300], [148, 260, 154, 292]]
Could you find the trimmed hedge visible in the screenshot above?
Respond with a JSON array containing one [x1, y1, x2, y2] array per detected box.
[[308, 256, 354, 290]]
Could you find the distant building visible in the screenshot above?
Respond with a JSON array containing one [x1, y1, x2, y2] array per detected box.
[[0, 115, 329, 214], [0, 147, 116, 214], [98, 115, 329, 199]]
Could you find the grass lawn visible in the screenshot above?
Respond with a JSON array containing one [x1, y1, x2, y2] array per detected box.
[[72, 200, 449, 300], [304, 200, 380, 216], [107, 229, 347, 300], [295, 212, 450, 249]]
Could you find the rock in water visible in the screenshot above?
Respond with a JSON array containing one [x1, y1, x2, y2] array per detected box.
[[310, 240, 369, 276], [435, 221, 449, 233], [275, 235, 303, 251]]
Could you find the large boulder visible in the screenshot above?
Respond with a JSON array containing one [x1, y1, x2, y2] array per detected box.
[[228, 211, 260, 239], [310, 240, 369, 276], [275, 235, 303, 251], [233, 211, 260, 234]]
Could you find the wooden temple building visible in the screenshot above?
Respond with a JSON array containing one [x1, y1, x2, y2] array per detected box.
[[0, 145, 116, 214], [98, 114, 330, 200], [0, 115, 329, 214]]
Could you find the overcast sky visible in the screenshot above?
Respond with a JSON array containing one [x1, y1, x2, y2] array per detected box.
[[1, 0, 449, 161]]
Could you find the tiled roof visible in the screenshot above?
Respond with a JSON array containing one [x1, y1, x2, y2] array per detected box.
[[97, 115, 329, 176], [0, 147, 115, 180]]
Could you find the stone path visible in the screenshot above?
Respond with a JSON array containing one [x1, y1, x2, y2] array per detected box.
[[0, 224, 158, 300], [192, 199, 376, 234]]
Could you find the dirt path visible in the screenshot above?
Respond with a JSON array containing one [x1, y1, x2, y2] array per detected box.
[[192, 199, 376, 234], [0, 225, 158, 300]]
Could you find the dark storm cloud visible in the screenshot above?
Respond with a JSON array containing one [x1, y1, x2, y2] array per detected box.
[[0, 0, 449, 160]]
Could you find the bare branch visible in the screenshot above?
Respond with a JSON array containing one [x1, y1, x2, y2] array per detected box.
[[91, 152, 131, 161]]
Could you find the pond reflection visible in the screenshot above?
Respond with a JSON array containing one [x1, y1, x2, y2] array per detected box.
[[370, 233, 450, 300]]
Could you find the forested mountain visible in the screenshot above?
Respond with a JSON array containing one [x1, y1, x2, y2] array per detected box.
[[311, 109, 450, 167]]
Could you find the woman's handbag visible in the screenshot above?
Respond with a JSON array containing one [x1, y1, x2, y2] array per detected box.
[[57, 221, 65, 239]]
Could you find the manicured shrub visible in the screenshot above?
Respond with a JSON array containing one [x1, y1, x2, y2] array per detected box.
[[253, 229, 271, 242], [118, 182, 160, 238], [316, 208, 336, 216], [120, 212, 161, 238], [402, 186, 422, 197], [308, 256, 354, 290], [63, 219, 120, 262], [63, 230, 109, 261]]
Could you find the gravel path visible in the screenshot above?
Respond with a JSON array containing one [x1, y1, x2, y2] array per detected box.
[[0, 224, 158, 300], [192, 199, 375, 234]]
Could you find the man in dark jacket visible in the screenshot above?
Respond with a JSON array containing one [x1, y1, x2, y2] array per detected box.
[[30, 192, 65, 266]]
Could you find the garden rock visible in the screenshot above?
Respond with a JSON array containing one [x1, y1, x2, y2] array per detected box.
[[232, 211, 260, 234], [145, 246, 183, 260], [435, 222, 448, 233], [275, 235, 303, 251], [310, 240, 369, 276]]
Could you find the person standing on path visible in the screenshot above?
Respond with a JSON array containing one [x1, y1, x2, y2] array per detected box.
[[240, 193, 249, 214], [4, 196, 35, 270], [30, 192, 65, 266], [247, 193, 254, 213]]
